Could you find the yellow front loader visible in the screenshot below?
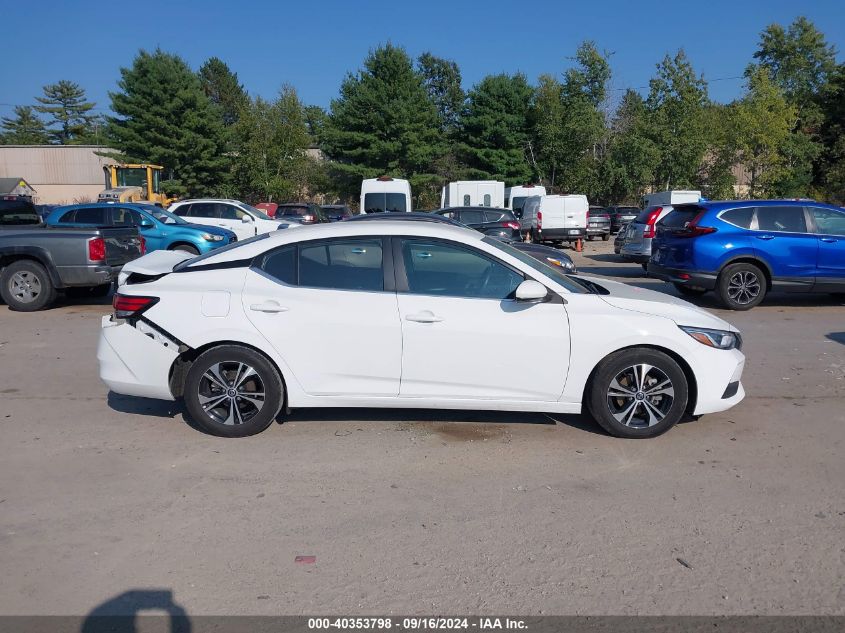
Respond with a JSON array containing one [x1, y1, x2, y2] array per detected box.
[[100, 164, 174, 206]]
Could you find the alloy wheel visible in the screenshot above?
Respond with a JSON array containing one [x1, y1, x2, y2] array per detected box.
[[10, 271, 41, 304], [606, 364, 675, 428], [727, 271, 761, 305], [198, 361, 266, 426]]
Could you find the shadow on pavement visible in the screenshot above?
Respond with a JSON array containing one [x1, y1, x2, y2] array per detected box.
[[826, 332, 845, 345], [107, 393, 182, 419], [81, 589, 191, 633]]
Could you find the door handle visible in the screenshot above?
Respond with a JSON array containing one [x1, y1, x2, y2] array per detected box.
[[250, 301, 289, 313], [820, 237, 837, 243], [755, 235, 775, 240], [405, 311, 443, 323]]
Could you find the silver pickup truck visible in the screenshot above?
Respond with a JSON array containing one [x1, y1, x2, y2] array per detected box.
[[0, 197, 144, 311]]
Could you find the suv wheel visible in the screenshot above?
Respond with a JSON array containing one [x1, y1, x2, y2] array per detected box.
[[587, 348, 689, 439], [717, 262, 766, 310], [0, 260, 57, 311], [184, 345, 284, 437]]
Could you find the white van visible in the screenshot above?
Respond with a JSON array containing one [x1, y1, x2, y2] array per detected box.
[[360, 177, 412, 214], [641, 190, 701, 208], [504, 184, 547, 217], [519, 194, 588, 244], [441, 181, 505, 208]]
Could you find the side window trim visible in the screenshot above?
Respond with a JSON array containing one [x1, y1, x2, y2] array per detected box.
[[391, 235, 525, 298]]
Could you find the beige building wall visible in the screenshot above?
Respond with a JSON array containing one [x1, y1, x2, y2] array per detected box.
[[0, 145, 116, 204]]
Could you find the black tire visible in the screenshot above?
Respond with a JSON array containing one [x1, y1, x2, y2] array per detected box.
[[0, 260, 57, 311], [587, 235, 594, 241], [587, 348, 689, 439], [716, 262, 766, 310], [172, 244, 200, 255], [674, 283, 707, 298], [184, 345, 284, 438], [601, 233, 610, 241]]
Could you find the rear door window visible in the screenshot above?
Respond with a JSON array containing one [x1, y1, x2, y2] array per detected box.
[[219, 204, 247, 220], [190, 203, 221, 219], [299, 239, 384, 291], [57, 210, 77, 223], [459, 209, 485, 224], [259, 245, 297, 285], [719, 207, 755, 229], [756, 206, 807, 233], [810, 207, 845, 236], [73, 207, 108, 224]]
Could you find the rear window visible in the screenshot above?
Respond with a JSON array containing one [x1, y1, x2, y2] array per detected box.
[[0, 199, 40, 225], [364, 193, 407, 213], [484, 210, 515, 223], [659, 205, 703, 228], [719, 207, 755, 229], [278, 205, 309, 217]]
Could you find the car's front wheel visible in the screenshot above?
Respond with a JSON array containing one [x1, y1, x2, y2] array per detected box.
[[587, 348, 689, 439], [717, 262, 766, 310], [184, 345, 284, 437]]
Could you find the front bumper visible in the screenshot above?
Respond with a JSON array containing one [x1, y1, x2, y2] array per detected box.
[[97, 316, 178, 401], [648, 262, 718, 290], [692, 348, 746, 415]]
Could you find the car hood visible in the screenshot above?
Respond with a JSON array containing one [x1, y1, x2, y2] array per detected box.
[[181, 222, 232, 236], [578, 275, 738, 332]]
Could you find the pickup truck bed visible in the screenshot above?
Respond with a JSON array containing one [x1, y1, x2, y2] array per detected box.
[[1, 198, 144, 311]]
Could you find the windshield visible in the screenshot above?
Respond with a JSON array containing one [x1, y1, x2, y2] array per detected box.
[[148, 208, 187, 225], [483, 237, 588, 294], [116, 168, 147, 188], [0, 199, 41, 225], [241, 203, 272, 220]]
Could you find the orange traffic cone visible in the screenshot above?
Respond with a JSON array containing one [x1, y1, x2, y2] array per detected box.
[[575, 238, 583, 253]]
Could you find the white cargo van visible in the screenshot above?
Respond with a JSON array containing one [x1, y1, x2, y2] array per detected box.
[[441, 181, 504, 208], [504, 184, 547, 217], [519, 194, 588, 244], [641, 190, 701, 208], [360, 177, 412, 214]]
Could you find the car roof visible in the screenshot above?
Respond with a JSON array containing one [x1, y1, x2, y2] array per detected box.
[[688, 199, 842, 211], [53, 202, 155, 211], [437, 206, 511, 212], [170, 198, 245, 205], [344, 212, 461, 225], [182, 220, 482, 267]]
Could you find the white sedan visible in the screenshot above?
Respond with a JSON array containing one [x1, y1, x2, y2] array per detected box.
[[97, 220, 745, 439]]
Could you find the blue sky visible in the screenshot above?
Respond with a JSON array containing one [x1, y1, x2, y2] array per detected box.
[[1, 0, 843, 119]]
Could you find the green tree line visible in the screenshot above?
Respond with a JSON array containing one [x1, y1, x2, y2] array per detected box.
[[2, 16, 843, 205]]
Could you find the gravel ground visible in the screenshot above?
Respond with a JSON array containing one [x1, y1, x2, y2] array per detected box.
[[0, 238, 843, 617]]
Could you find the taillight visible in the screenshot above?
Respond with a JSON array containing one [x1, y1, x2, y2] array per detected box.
[[88, 237, 106, 262], [113, 294, 159, 319], [537, 211, 543, 229], [642, 207, 663, 238], [139, 235, 146, 255], [675, 211, 717, 238], [503, 221, 519, 230], [302, 214, 315, 224]]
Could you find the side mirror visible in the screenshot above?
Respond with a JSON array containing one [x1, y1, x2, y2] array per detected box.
[[139, 219, 155, 229], [242, 215, 254, 223], [515, 280, 548, 302]]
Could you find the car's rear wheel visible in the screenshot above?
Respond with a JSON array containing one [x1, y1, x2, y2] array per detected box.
[[717, 262, 766, 310], [601, 233, 610, 241], [674, 283, 707, 298], [184, 345, 284, 437], [0, 260, 56, 311], [587, 348, 689, 439]]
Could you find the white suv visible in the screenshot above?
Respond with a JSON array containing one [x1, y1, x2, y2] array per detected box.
[[169, 199, 289, 240]]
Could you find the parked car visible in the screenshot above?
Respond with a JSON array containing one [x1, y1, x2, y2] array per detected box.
[[169, 199, 289, 241], [620, 205, 675, 269], [47, 203, 236, 256], [649, 200, 845, 310], [607, 206, 640, 233], [520, 195, 588, 244], [275, 203, 329, 225], [586, 206, 611, 241], [322, 204, 354, 222], [100, 219, 744, 439], [346, 211, 576, 272], [435, 207, 521, 240], [0, 196, 143, 311]]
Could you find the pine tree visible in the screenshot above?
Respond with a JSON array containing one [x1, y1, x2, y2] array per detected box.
[[1, 106, 50, 144], [199, 57, 249, 128], [322, 44, 442, 201], [417, 53, 464, 134], [458, 73, 534, 183], [34, 80, 96, 144], [107, 49, 229, 197]]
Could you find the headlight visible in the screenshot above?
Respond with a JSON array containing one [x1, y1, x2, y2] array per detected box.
[[202, 233, 224, 241], [545, 256, 575, 272], [680, 326, 741, 350]]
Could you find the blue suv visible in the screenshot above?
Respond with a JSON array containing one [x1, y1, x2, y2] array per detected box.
[[649, 200, 845, 310], [47, 203, 236, 255]]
